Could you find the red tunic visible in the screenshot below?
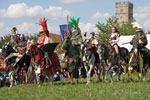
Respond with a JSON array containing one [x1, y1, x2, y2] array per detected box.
[[38, 36, 47, 45]]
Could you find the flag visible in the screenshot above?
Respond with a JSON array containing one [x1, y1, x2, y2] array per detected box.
[[59, 24, 72, 41]]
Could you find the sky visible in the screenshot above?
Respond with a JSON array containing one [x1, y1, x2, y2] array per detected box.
[[0, 0, 150, 36]]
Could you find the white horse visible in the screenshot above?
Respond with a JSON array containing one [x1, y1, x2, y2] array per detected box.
[[81, 39, 101, 84]]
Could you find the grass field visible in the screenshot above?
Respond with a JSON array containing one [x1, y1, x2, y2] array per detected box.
[[0, 74, 150, 100]]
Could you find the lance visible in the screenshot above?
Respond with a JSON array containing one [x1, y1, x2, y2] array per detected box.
[[121, 42, 130, 45], [67, 16, 69, 38]]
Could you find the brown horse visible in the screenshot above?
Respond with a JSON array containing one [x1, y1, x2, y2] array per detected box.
[[61, 38, 80, 85], [97, 44, 129, 83]]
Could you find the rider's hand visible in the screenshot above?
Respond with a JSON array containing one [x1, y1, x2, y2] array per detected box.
[[139, 40, 143, 44], [134, 48, 138, 54], [109, 40, 112, 44]]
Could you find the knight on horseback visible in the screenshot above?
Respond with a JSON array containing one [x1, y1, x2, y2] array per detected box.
[[15, 34, 27, 55], [37, 18, 53, 67], [62, 17, 82, 84], [129, 28, 148, 80], [81, 32, 101, 84]]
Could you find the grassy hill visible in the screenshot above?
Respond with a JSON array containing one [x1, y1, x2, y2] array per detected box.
[[0, 74, 150, 100]]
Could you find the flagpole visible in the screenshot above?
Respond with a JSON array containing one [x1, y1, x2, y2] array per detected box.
[[67, 16, 69, 38]]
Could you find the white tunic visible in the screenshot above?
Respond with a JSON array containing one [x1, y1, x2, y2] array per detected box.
[[110, 33, 120, 46]]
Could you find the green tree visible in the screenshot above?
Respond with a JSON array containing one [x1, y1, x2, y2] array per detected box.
[[119, 20, 136, 35], [0, 35, 12, 48], [147, 31, 150, 34], [96, 16, 136, 42], [29, 33, 39, 42]]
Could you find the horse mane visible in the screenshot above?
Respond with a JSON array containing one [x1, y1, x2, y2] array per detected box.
[[2, 44, 16, 56]]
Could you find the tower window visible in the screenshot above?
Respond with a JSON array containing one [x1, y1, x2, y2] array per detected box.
[[120, 9, 123, 13], [120, 16, 123, 19]]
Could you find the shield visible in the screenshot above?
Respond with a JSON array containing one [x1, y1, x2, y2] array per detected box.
[[42, 43, 59, 60]]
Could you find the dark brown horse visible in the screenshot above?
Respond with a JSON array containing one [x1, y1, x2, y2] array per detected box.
[[97, 44, 129, 83]]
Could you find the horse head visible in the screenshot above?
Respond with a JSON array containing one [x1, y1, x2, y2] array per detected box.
[[97, 44, 107, 61], [26, 43, 38, 55], [61, 38, 72, 51], [2, 43, 16, 57]]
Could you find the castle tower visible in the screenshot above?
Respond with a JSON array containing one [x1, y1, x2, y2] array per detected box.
[[115, 2, 133, 24]]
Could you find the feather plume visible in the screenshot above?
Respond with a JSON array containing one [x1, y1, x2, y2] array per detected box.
[[68, 17, 80, 28]]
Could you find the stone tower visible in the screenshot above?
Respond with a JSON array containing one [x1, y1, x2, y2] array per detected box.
[[115, 2, 133, 24]]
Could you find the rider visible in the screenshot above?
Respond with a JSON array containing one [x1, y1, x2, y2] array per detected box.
[[67, 17, 83, 84], [109, 27, 120, 60], [15, 34, 27, 54], [87, 32, 99, 62], [129, 28, 148, 74], [38, 29, 52, 47], [38, 18, 53, 67], [130, 28, 148, 53]]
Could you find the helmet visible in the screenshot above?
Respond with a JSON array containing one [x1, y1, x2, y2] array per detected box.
[[20, 34, 24, 38], [39, 29, 46, 33], [136, 28, 143, 32]]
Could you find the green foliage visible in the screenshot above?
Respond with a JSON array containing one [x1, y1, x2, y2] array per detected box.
[[147, 31, 150, 34], [1, 76, 150, 100], [0, 35, 12, 48], [96, 16, 136, 42], [119, 20, 137, 35], [29, 33, 39, 42]]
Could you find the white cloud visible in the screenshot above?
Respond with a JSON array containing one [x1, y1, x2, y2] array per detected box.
[[0, 22, 60, 37], [92, 12, 111, 19], [134, 4, 150, 31], [60, 0, 93, 3], [0, 22, 4, 29], [79, 22, 98, 36], [0, 3, 71, 19]]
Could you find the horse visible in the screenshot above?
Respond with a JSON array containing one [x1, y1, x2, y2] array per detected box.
[[97, 43, 129, 83], [2, 44, 30, 87], [128, 47, 150, 81], [26, 43, 60, 85], [61, 38, 80, 84], [81, 39, 101, 84]]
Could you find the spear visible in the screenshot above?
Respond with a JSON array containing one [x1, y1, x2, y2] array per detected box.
[[67, 16, 69, 38]]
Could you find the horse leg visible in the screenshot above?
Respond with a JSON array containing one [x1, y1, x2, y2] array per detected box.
[[118, 67, 122, 81], [128, 70, 132, 81], [109, 67, 114, 84], [8, 71, 13, 88], [70, 73, 74, 85], [86, 64, 93, 84], [143, 64, 148, 81], [102, 62, 106, 82], [96, 64, 101, 82]]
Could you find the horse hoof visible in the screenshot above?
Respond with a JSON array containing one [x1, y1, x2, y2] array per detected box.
[[86, 81, 90, 85], [110, 82, 113, 84], [99, 79, 103, 82]]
